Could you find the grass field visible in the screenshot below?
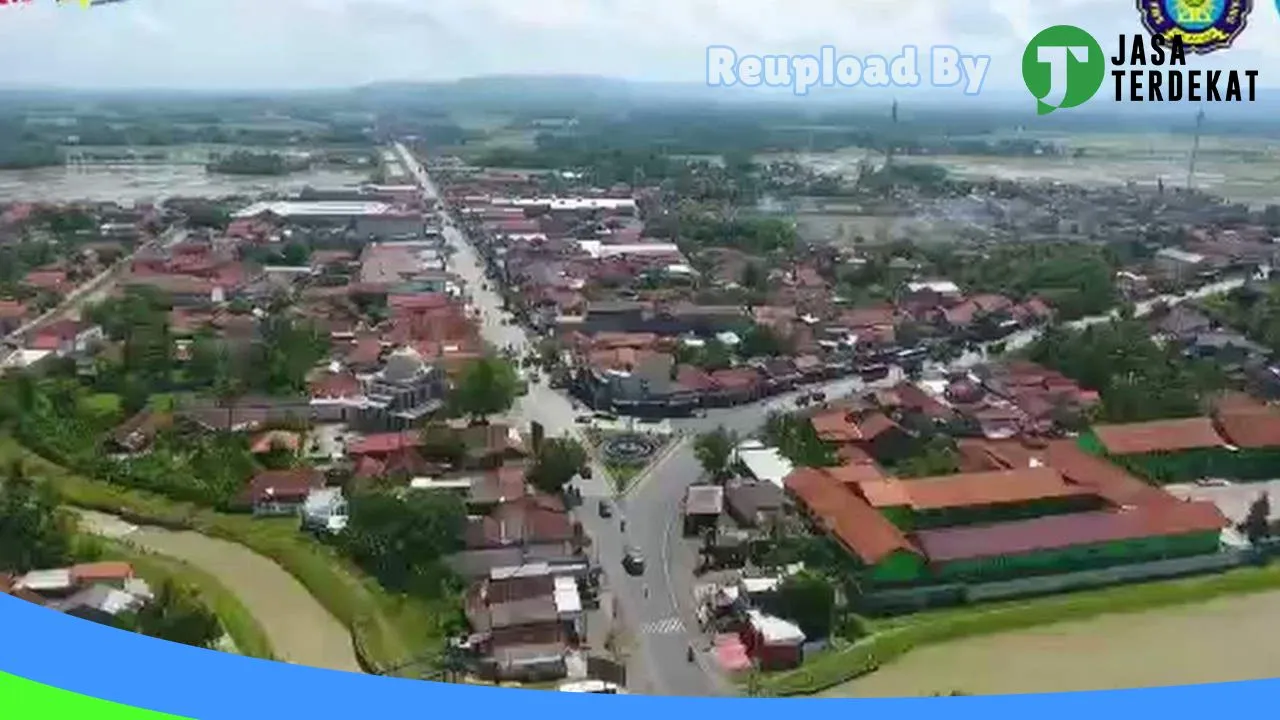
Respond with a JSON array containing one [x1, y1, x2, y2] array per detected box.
[[752, 559, 1280, 697], [782, 131, 1280, 207]]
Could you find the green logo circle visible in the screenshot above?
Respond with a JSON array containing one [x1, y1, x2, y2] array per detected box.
[[1022, 25, 1105, 115]]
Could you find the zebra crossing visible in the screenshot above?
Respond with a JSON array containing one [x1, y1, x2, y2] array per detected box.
[[639, 616, 685, 635]]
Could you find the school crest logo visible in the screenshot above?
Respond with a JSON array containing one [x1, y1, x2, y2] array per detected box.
[[1137, 0, 1252, 54]]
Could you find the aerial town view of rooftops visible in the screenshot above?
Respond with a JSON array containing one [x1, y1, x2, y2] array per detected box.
[[5, 0, 1280, 703]]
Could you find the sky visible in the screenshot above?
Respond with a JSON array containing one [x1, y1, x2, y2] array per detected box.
[[0, 0, 1277, 90]]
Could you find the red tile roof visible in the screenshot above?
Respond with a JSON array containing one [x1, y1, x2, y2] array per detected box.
[[1044, 441, 1177, 508], [837, 444, 876, 465], [1092, 418, 1225, 455], [710, 367, 762, 390], [70, 562, 134, 584], [900, 467, 1094, 511], [245, 468, 324, 503], [810, 411, 900, 443], [784, 467, 920, 565], [956, 438, 1050, 473], [0, 300, 28, 319], [839, 306, 896, 328], [916, 501, 1228, 563], [1213, 408, 1280, 449], [353, 455, 386, 479], [348, 431, 422, 457], [23, 269, 67, 291], [309, 371, 361, 399]]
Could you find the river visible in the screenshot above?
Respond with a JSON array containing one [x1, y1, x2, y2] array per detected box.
[[823, 590, 1280, 697], [0, 164, 372, 203]]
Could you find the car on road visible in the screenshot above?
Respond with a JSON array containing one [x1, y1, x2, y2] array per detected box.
[[575, 414, 593, 424], [594, 411, 619, 421], [598, 500, 612, 518], [622, 547, 646, 576], [579, 465, 593, 480]]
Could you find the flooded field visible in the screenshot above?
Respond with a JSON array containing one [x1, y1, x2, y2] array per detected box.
[[823, 590, 1280, 698], [780, 132, 1280, 208], [0, 164, 372, 203]]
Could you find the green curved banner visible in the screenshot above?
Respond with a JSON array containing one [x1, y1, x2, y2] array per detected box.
[[0, 671, 189, 719]]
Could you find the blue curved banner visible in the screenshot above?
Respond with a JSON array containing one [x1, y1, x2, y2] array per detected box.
[[0, 592, 1270, 715]]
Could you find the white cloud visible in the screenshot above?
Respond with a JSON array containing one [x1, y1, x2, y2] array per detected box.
[[0, 0, 1273, 89]]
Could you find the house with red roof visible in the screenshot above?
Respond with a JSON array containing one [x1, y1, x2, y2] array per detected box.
[[0, 299, 29, 335], [23, 268, 69, 294], [808, 408, 915, 464], [26, 319, 103, 358], [242, 468, 325, 516]]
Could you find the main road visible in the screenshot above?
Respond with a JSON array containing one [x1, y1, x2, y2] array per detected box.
[[393, 143, 722, 696]]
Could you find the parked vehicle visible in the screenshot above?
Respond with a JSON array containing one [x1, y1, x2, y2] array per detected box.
[[859, 363, 891, 381], [598, 500, 613, 518]]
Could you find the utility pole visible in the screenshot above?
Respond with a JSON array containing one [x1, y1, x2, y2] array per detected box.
[[1186, 105, 1205, 190]]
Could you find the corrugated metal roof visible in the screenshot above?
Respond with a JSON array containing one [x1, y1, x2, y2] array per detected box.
[[916, 501, 1227, 563]]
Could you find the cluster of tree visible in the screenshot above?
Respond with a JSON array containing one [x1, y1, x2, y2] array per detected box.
[[761, 570, 837, 640], [0, 461, 72, 574], [164, 199, 232, 230], [122, 580, 223, 650], [0, 240, 60, 288], [0, 461, 222, 649], [339, 489, 467, 599], [694, 427, 738, 482], [857, 163, 954, 194], [892, 436, 961, 478], [207, 151, 307, 176], [5, 376, 258, 509], [448, 356, 520, 422], [673, 339, 734, 372], [85, 288, 330, 408], [527, 436, 588, 495], [648, 213, 799, 257], [241, 240, 311, 268], [1029, 319, 1226, 423], [0, 118, 60, 169], [762, 412, 839, 468], [924, 241, 1118, 321], [1203, 284, 1280, 356]]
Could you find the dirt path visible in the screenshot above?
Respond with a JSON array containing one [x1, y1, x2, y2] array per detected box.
[[823, 590, 1280, 697], [76, 510, 362, 673]]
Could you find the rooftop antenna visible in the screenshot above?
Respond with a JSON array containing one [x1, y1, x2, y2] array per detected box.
[[1186, 105, 1206, 190]]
